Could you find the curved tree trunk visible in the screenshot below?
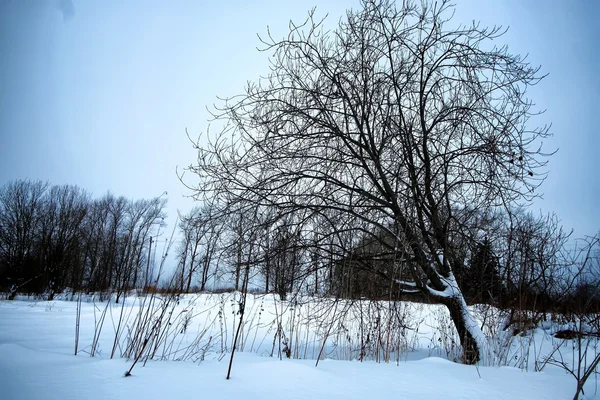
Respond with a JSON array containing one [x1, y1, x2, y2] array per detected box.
[[427, 272, 488, 365], [442, 295, 484, 364]]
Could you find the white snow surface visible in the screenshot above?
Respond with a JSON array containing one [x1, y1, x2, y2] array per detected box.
[[0, 294, 590, 399]]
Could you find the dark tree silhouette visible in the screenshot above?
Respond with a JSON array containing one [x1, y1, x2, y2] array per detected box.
[[188, 0, 551, 364]]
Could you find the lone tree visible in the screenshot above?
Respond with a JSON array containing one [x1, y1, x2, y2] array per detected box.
[[189, 0, 550, 364]]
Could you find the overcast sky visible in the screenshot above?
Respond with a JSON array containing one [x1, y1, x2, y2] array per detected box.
[[1, 0, 598, 262]]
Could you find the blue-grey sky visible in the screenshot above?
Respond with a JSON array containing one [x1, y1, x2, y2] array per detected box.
[[1, 0, 598, 256]]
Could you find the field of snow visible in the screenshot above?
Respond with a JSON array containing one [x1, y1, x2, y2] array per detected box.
[[0, 293, 596, 399]]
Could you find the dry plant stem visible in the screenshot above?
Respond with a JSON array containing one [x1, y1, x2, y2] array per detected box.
[[270, 296, 282, 359], [74, 292, 82, 355], [129, 295, 155, 358], [249, 297, 264, 352], [574, 351, 600, 400], [110, 297, 127, 359], [289, 300, 297, 358], [226, 259, 251, 379], [91, 297, 110, 357], [161, 308, 191, 360], [230, 293, 237, 352], [149, 297, 178, 362], [135, 297, 158, 357], [294, 304, 304, 359], [218, 299, 225, 355], [123, 291, 161, 373], [315, 300, 340, 367], [303, 305, 311, 360], [179, 308, 219, 361], [125, 239, 176, 365], [124, 296, 171, 377]]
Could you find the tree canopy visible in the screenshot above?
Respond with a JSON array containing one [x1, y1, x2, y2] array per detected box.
[[188, 0, 550, 364]]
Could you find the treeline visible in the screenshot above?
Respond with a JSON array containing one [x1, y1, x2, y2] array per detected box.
[[0, 180, 166, 300], [333, 210, 600, 312], [174, 205, 323, 297], [175, 199, 599, 313], [2, 178, 597, 314]]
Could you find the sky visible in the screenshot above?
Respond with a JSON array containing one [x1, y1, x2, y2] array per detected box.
[[0, 0, 598, 267]]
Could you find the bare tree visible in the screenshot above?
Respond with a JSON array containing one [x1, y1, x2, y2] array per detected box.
[[0, 180, 49, 296], [0, 180, 170, 297], [177, 207, 208, 292], [540, 234, 600, 400], [188, 0, 550, 364], [225, 207, 246, 291], [37, 184, 89, 299], [266, 215, 305, 300], [81, 195, 115, 292], [177, 201, 228, 292], [196, 207, 224, 291], [114, 196, 166, 302], [496, 211, 571, 313]]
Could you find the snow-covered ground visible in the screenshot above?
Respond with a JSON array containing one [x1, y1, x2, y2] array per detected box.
[[0, 293, 594, 399]]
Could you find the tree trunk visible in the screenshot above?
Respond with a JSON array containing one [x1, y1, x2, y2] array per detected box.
[[187, 259, 196, 293], [439, 293, 487, 365], [264, 257, 270, 293], [235, 238, 242, 291], [180, 250, 187, 293]]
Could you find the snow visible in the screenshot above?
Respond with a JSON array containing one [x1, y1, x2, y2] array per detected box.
[[0, 295, 592, 399]]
